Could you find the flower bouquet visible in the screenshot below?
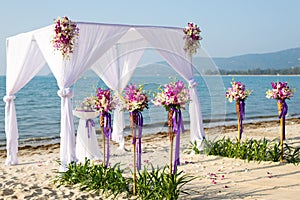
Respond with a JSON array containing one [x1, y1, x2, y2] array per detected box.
[[225, 81, 252, 142], [266, 81, 294, 162], [95, 88, 116, 167], [51, 16, 79, 60], [122, 83, 149, 195], [153, 80, 190, 174], [75, 96, 98, 112], [183, 22, 202, 56]]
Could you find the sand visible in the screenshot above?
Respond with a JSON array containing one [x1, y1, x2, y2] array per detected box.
[[0, 119, 300, 200]]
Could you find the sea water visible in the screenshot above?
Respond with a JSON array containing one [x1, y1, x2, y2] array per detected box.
[[1, 74, 300, 149]]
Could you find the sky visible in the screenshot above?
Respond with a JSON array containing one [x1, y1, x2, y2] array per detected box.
[[1, 0, 300, 75]]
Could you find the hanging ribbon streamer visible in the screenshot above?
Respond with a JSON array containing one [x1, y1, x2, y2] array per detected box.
[[172, 108, 184, 174], [278, 100, 288, 140], [239, 100, 245, 139], [131, 111, 143, 170], [102, 112, 112, 167], [85, 119, 95, 139]]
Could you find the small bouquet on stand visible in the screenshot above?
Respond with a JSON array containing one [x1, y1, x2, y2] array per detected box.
[[122, 83, 149, 195], [153, 80, 190, 174], [183, 22, 202, 56], [51, 16, 79, 60], [74, 96, 99, 138], [225, 81, 252, 142], [266, 81, 294, 162], [95, 88, 116, 167]]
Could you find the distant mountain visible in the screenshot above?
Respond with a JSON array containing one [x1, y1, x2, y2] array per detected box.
[[211, 47, 300, 71], [103, 47, 300, 76]]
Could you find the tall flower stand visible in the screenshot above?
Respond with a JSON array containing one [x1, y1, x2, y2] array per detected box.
[[167, 108, 183, 175], [130, 111, 144, 195], [168, 110, 175, 175], [236, 101, 245, 143], [277, 101, 287, 162], [130, 112, 137, 195], [100, 112, 112, 167]]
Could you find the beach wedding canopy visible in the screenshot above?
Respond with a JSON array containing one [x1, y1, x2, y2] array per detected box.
[[4, 20, 206, 170]]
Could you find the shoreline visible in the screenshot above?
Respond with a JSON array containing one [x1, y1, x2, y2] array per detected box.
[[1, 117, 299, 158], [1, 117, 300, 199]]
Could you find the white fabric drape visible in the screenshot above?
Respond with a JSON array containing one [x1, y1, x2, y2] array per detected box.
[[137, 27, 205, 146], [4, 33, 46, 165], [92, 29, 147, 149], [34, 23, 131, 170], [5, 22, 207, 168]]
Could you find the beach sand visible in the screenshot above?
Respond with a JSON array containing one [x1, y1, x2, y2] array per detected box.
[[0, 119, 300, 200]]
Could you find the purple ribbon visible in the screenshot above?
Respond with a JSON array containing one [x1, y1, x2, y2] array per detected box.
[[131, 111, 143, 170], [239, 100, 245, 139], [102, 112, 112, 167], [172, 108, 184, 174], [278, 100, 288, 140], [85, 119, 95, 139]]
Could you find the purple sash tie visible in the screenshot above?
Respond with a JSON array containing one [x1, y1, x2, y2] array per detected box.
[[85, 119, 95, 139], [172, 108, 184, 174], [278, 100, 288, 140], [131, 111, 143, 170], [102, 112, 112, 167], [239, 100, 245, 139]]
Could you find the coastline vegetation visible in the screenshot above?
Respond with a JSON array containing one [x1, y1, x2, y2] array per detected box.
[[53, 159, 195, 200], [205, 66, 300, 75], [190, 138, 300, 164]]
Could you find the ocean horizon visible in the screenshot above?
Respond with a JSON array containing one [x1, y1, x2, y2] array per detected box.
[[1, 74, 300, 149]]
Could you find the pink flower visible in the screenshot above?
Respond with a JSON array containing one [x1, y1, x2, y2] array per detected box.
[[225, 81, 252, 103], [266, 81, 294, 100], [153, 80, 190, 111], [122, 83, 149, 112], [183, 22, 202, 55], [51, 16, 79, 60], [95, 88, 116, 113]]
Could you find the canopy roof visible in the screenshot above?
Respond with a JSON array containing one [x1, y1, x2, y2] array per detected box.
[[4, 21, 205, 170]]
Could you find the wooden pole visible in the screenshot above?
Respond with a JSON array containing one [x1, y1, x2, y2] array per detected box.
[[277, 102, 284, 162], [100, 115, 105, 166], [236, 102, 241, 143], [130, 113, 137, 195], [168, 110, 174, 174]]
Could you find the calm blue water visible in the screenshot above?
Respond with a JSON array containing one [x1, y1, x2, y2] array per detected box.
[[1, 75, 300, 148]]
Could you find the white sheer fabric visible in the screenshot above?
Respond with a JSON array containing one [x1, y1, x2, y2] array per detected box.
[[92, 30, 147, 149], [137, 27, 205, 146], [4, 22, 207, 169], [73, 111, 102, 162], [34, 23, 131, 170], [4, 33, 46, 165]]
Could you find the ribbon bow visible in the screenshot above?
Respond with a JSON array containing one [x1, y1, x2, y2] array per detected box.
[[102, 112, 112, 167], [278, 100, 288, 140], [172, 108, 184, 174], [131, 111, 143, 170], [238, 100, 245, 139], [85, 119, 95, 138]]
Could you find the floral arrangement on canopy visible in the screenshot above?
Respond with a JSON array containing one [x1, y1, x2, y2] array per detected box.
[[95, 88, 117, 167], [122, 83, 149, 195], [153, 80, 190, 174], [183, 22, 202, 56], [266, 81, 295, 162], [51, 16, 79, 60], [225, 80, 252, 142]]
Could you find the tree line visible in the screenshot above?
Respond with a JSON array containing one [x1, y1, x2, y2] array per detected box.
[[205, 66, 300, 75]]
